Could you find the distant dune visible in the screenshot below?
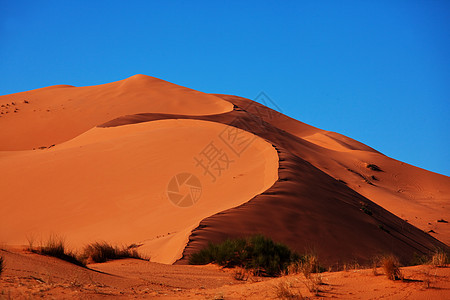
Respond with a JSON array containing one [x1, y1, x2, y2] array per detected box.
[[0, 75, 448, 267]]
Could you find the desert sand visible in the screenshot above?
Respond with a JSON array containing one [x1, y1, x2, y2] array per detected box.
[[1, 246, 449, 299], [0, 74, 449, 298]]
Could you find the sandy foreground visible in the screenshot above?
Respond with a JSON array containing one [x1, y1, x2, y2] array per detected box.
[[1, 247, 449, 299]]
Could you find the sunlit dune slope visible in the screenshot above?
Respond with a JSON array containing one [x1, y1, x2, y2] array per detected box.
[[0, 119, 278, 264], [0, 75, 448, 268], [0, 75, 233, 150]]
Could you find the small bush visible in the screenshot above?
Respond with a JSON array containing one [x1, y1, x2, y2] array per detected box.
[[81, 242, 144, 263], [381, 255, 402, 280], [189, 235, 302, 276], [431, 249, 448, 267], [31, 235, 85, 267], [0, 256, 4, 276]]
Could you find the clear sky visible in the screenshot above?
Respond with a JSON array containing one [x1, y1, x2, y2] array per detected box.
[[1, 0, 449, 176]]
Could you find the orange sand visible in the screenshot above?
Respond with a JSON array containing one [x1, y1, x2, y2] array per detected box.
[[0, 75, 449, 299]]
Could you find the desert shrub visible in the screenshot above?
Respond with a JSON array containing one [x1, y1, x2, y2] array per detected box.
[[0, 256, 4, 276], [189, 235, 302, 276], [431, 249, 449, 267], [31, 235, 85, 267], [81, 242, 143, 263], [410, 252, 429, 266], [381, 255, 402, 280], [296, 254, 325, 278]]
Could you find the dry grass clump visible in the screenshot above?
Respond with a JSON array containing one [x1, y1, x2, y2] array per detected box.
[[380, 255, 403, 280], [0, 256, 4, 276], [287, 254, 324, 278], [273, 279, 303, 299], [27, 235, 146, 266], [28, 235, 85, 267], [233, 267, 250, 281], [431, 249, 448, 267], [81, 242, 144, 263], [303, 274, 322, 296]]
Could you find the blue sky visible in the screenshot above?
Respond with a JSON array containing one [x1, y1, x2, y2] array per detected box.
[[1, 0, 449, 176]]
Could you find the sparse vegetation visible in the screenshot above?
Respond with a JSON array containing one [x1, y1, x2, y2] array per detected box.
[[81, 242, 144, 263], [233, 267, 250, 281], [380, 255, 403, 280], [421, 267, 438, 289], [298, 254, 325, 278], [366, 164, 382, 172], [431, 249, 448, 267], [273, 279, 303, 299], [303, 273, 322, 296], [410, 252, 429, 266], [189, 235, 304, 277], [29, 235, 85, 267]]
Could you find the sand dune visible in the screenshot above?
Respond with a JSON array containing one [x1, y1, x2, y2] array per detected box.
[[213, 95, 450, 245], [0, 74, 448, 270], [0, 119, 277, 263], [0, 74, 232, 150]]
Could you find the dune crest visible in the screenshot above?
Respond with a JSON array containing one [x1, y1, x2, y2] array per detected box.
[[0, 75, 233, 150], [0, 76, 448, 268], [0, 119, 278, 263]]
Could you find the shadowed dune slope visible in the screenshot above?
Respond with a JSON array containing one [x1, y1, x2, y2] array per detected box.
[[100, 108, 448, 267], [1, 75, 448, 268], [214, 95, 450, 245]]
